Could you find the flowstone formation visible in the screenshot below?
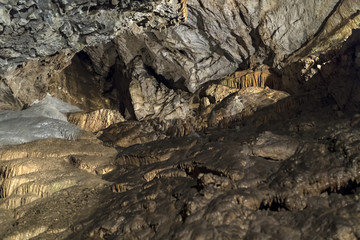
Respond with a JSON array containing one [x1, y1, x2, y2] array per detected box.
[[0, 0, 360, 239]]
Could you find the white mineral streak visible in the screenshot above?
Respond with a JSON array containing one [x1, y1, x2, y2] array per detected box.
[[0, 94, 81, 147]]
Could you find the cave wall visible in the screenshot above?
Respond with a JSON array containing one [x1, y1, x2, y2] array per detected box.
[[112, 0, 360, 93], [0, 0, 187, 109], [0, 0, 359, 112]]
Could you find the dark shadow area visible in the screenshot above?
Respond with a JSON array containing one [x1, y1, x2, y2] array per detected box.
[[322, 180, 360, 196], [259, 200, 289, 212], [107, 57, 136, 120], [144, 64, 189, 92]]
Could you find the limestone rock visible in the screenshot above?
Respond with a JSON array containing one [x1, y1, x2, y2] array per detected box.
[[203, 84, 238, 104], [0, 135, 117, 213], [128, 57, 191, 121], [2, 0, 359, 110], [1, 1, 360, 240], [48, 52, 114, 111], [0, 0, 187, 73], [209, 87, 290, 128], [250, 131, 299, 161], [67, 109, 125, 133], [71, 111, 360, 240], [99, 120, 167, 148], [99, 119, 196, 148], [1, 81, 360, 239], [220, 67, 281, 90], [113, 0, 359, 92], [0, 0, 188, 110], [0, 50, 75, 110]]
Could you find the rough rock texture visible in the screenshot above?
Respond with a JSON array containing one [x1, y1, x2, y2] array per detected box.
[[1, 0, 360, 239], [0, 133, 118, 239], [0, 0, 188, 110], [0, 0, 187, 71], [1, 0, 359, 109], [47, 52, 114, 111], [67, 109, 125, 133], [128, 57, 191, 121], [98, 86, 289, 147], [1, 85, 360, 239], [113, 0, 360, 92], [0, 50, 75, 110]]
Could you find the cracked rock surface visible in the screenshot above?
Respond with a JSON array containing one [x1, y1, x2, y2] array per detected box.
[[0, 0, 360, 239], [1, 36, 360, 238], [1, 0, 359, 109], [1, 86, 360, 239], [0, 0, 187, 109]]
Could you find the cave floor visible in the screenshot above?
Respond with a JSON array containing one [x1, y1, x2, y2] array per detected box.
[[1, 92, 359, 240]]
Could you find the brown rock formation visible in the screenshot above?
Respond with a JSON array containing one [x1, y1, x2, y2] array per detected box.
[[0, 1, 360, 240], [67, 109, 125, 133]]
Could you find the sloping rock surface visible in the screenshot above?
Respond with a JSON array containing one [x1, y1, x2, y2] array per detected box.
[[0, 1, 360, 239], [1, 88, 360, 239]]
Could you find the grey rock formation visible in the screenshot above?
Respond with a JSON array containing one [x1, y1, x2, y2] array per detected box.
[[114, 0, 360, 92], [0, 0, 186, 72], [0, 0, 187, 109], [0, 94, 81, 147], [0, 1, 360, 239], [1, 0, 359, 110]]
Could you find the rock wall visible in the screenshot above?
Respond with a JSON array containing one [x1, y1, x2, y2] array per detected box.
[[113, 0, 360, 92], [1, 0, 359, 110], [0, 0, 187, 109], [1, 1, 360, 239]]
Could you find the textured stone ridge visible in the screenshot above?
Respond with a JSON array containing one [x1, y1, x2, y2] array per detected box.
[[0, 0, 187, 73], [0, 0, 188, 110], [67, 109, 125, 132], [0, 2, 359, 239], [114, 0, 360, 92], [1, 0, 360, 110]]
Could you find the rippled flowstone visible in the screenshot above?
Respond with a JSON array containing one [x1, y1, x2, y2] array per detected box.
[[2, 102, 359, 239], [67, 109, 125, 133]]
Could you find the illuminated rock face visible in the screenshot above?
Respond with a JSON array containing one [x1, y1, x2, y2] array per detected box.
[[113, 0, 360, 92], [0, 1, 360, 240], [0, 0, 187, 109], [1, 0, 359, 109], [0, 94, 81, 147], [0, 0, 187, 71]]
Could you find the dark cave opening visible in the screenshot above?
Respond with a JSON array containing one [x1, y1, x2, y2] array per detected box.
[[259, 200, 289, 212], [322, 180, 360, 196], [144, 64, 189, 92]]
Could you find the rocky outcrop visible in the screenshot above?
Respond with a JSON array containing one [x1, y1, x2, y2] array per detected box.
[[113, 0, 360, 93], [0, 1, 360, 239], [128, 57, 191, 121], [1, 0, 359, 109], [47, 52, 114, 112], [0, 0, 187, 72], [0, 0, 188, 110], [1, 89, 360, 239]]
